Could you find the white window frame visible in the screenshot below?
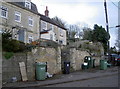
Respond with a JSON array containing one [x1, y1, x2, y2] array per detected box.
[[28, 17, 33, 26], [0, 6, 8, 19], [15, 11, 21, 22], [49, 24, 54, 31], [49, 24, 52, 30], [28, 36, 33, 43], [59, 28, 63, 37], [50, 34, 53, 40], [25, 0, 31, 9], [52, 25, 54, 31], [59, 40, 63, 44], [41, 21, 47, 31]]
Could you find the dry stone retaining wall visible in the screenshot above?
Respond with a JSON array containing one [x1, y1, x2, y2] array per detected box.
[[62, 48, 90, 71], [2, 47, 62, 83], [2, 46, 102, 83]]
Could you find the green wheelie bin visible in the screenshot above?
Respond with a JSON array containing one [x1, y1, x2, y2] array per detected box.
[[93, 59, 95, 68], [82, 62, 88, 69], [36, 62, 46, 80], [89, 58, 94, 68], [84, 56, 93, 68], [100, 60, 107, 70]]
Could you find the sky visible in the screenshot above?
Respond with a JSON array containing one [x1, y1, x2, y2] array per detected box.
[[31, 0, 119, 47]]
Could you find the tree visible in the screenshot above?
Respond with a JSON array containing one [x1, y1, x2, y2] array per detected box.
[[68, 24, 83, 38], [68, 25, 77, 38], [93, 24, 110, 53], [2, 29, 12, 50], [83, 27, 93, 41], [2, 29, 26, 52], [67, 24, 83, 43], [110, 46, 117, 54], [2, 29, 12, 40], [83, 24, 110, 53], [92, 24, 110, 43]]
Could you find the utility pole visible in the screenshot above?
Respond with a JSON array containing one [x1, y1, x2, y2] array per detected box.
[[104, 0, 110, 61], [118, 2, 120, 53]]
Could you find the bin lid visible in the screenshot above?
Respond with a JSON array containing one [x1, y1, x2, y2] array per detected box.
[[36, 62, 46, 65], [84, 62, 88, 65], [84, 56, 91, 60]]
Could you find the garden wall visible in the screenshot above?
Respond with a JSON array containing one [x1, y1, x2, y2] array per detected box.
[[2, 47, 62, 83]]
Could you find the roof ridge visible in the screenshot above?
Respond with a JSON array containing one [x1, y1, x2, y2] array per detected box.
[[39, 13, 67, 30]]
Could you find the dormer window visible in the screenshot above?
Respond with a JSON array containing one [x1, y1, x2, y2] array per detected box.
[[25, 0, 31, 9]]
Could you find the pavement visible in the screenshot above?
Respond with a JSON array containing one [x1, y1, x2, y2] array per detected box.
[[2, 66, 119, 88]]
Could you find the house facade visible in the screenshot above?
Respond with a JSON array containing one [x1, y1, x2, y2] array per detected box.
[[0, 0, 40, 43], [39, 8, 67, 45]]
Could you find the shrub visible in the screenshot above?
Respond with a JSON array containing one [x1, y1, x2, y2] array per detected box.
[[2, 29, 27, 52], [4, 52, 14, 59], [2, 39, 27, 52], [26, 44, 36, 51]]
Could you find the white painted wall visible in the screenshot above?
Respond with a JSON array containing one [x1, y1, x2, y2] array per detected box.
[[41, 31, 56, 41], [40, 20, 67, 45]]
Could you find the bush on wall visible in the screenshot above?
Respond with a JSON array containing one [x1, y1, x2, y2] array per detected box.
[[3, 39, 27, 52], [2, 29, 27, 52]]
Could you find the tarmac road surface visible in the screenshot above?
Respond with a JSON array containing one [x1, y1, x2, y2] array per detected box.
[[45, 74, 118, 87], [2, 66, 120, 89]]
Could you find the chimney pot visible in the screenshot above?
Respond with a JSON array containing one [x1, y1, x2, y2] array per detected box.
[[45, 6, 49, 17]]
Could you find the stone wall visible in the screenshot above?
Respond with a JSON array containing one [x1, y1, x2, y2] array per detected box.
[[34, 47, 62, 75], [61, 47, 102, 71], [2, 53, 27, 83], [2, 47, 62, 83], [67, 40, 104, 57], [62, 48, 90, 71], [2, 46, 102, 83]]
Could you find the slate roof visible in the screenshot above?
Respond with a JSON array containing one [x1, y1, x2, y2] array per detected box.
[[39, 14, 67, 30], [8, 2, 38, 14]]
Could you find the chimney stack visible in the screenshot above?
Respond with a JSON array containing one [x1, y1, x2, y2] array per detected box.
[[45, 6, 49, 17]]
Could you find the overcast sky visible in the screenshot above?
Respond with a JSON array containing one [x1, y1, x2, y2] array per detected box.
[[31, 0, 119, 47]]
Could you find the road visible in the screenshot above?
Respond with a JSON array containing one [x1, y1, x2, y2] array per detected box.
[[3, 74, 118, 89], [45, 74, 118, 87], [2, 67, 119, 89]]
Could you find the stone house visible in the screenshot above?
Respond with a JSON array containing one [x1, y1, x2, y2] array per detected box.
[[0, 0, 40, 43], [39, 7, 67, 45]]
